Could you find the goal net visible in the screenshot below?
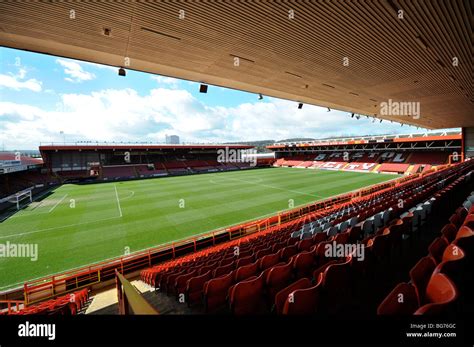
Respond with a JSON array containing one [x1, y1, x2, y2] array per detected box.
[[0, 188, 33, 210]]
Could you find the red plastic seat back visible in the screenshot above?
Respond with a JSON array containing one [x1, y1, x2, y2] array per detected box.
[[234, 261, 258, 283], [293, 251, 315, 279], [258, 252, 280, 271], [213, 261, 235, 278], [279, 245, 299, 262], [274, 278, 311, 314], [203, 272, 234, 312], [428, 237, 449, 264], [442, 244, 465, 262], [229, 273, 265, 315], [283, 275, 323, 314], [409, 256, 436, 306], [266, 262, 294, 301], [298, 238, 313, 251], [441, 223, 458, 243], [414, 273, 458, 314], [377, 283, 418, 315]]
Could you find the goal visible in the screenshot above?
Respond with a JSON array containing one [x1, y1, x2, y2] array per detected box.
[[0, 188, 33, 210]]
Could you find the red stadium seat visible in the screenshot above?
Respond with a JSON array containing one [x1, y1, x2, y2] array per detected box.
[[441, 244, 465, 262], [174, 270, 198, 297], [255, 246, 272, 259], [273, 278, 312, 314], [441, 223, 458, 243], [213, 261, 235, 278], [185, 270, 212, 306], [203, 272, 234, 312], [292, 251, 315, 279], [377, 282, 418, 315], [409, 256, 437, 306], [258, 252, 280, 271], [428, 237, 449, 264], [333, 230, 350, 244], [414, 273, 458, 315], [321, 257, 352, 314], [228, 273, 265, 315], [235, 254, 254, 268], [461, 215, 474, 229], [234, 261, 259, 283], [283, 274, 323, 314], [312, 232, 327, 244], [433, 246, 466, 289], [279, 245, 299, 262], [266, 262, 294, 303], [297, 238, 313, 251]]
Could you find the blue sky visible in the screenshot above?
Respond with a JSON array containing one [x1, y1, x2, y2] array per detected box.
[[0, 47, 458, 150]]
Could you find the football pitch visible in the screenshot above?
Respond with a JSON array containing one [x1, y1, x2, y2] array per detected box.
[[0, 167, 399, 290]]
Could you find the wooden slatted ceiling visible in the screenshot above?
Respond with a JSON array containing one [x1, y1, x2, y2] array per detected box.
[[0, 0, 472, 129]]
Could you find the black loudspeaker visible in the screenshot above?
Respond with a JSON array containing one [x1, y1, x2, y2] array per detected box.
[[199, 84, 208, 93]]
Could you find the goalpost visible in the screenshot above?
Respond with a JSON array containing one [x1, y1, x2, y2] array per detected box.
[[0, 188, 33, 210]]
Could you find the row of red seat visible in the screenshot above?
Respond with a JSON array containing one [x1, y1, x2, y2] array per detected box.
[[377, 174, 474, 314], [140, 161, 473, 314], [5, 288, 89, 315], [271, 163, 473, 315]]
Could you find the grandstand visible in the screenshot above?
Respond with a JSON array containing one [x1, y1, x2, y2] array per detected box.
[[0, 0, 473, 345]]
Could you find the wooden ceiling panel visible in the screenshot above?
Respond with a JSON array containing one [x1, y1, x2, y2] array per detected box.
[[0, 0, 472, 129]]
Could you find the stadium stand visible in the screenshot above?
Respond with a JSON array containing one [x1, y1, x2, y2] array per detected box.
[[135, 160, 473, 315], [4, 289, 89, 315], [378, 183, 474, 315]]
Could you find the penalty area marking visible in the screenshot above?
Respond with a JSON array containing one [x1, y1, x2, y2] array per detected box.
[[0, 215, 122, 239], [48, 194, 68, 213]]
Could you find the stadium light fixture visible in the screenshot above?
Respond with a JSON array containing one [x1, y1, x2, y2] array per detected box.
[[118, 67, 126, 76], [327, 107, 331, 112], [351, 113, 354, 118], [380, 119, 383, 123], [199, 84, 208, 93], [355, 115, 360, 120], [298, 103, 303, 109], [258, 93, 263, 100]]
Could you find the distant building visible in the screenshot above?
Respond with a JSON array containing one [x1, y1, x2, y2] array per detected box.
[[165, 135, 180, 144]]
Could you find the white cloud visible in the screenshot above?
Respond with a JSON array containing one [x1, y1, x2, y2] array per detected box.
[[0, 85, 455, 150], [0, 69, 42, 92], [56, 59, 95, 83], [150, 75, 180, 88]]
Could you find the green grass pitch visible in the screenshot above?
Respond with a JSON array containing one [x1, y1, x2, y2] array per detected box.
[[0, 167, 399, 290]]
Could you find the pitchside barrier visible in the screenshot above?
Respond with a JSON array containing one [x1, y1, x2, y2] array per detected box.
[[3, 163, 464, 308]]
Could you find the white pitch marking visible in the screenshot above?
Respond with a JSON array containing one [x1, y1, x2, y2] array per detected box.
[[48, 194, 68, 213], [0, 215, 122, 239], [114, 184, 123, 217]]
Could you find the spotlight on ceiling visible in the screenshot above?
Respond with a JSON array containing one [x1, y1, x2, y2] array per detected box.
[[351, 113, 355, 118], [258, 93, 263, 100], [380, 119, 383, 123], [355, 115, 361, 120], [199, 84, 208, 93], [118, 67, 126, 76], [401, 123, 404, 127], [298, 103, 303, 109], [327, 107, 331, 112]]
